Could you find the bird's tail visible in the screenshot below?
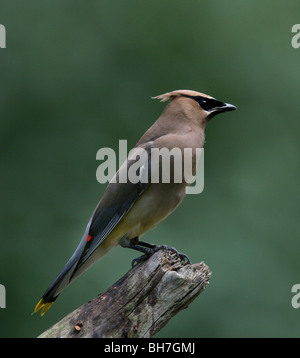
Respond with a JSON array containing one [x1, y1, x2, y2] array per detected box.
[[33, 258, 79, 316], [34, 216, 115, 316], [34, 298, 55, 316], [34, 225, 91, 316], [34, 236, 111, 315]]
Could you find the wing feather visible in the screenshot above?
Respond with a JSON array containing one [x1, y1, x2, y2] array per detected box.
[[73, 144, 152, 271]]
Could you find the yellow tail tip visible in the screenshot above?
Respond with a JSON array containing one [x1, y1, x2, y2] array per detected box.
[[34, 298, 54, 316]]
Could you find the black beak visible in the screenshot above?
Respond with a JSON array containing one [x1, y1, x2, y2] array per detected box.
[[206, 101, 237, 121], [214, 102, 237, 114]]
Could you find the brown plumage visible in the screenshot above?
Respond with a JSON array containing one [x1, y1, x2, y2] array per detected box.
[[34, 89, 236, 315]]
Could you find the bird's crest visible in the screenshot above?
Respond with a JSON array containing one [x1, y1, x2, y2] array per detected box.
[[152, 89, 214, 102]]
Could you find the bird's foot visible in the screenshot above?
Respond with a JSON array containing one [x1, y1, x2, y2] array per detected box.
[[131, 245, 191, 267], [154, 245, 191, 265], [121, 237, 191, 267]]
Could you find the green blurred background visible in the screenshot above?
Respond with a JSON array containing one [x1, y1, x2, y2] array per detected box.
[[0, 0, 299, 338]]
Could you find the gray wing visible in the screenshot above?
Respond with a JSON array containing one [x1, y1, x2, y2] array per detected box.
[[73, 144, 152, 271]]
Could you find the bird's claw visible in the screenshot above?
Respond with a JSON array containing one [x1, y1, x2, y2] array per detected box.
[[158, 245, 191, 265], [131, 244, 191, 267], [131, 254, 149, 267]]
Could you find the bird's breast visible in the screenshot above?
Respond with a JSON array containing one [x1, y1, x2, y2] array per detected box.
[[122, 182, 186, 239]]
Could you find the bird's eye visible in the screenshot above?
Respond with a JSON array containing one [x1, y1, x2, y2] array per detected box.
[[181, 94, 218, 112], [199, 99, 210, 111]]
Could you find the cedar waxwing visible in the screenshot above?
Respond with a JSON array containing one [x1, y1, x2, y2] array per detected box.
[[34, 89, 236, 315]]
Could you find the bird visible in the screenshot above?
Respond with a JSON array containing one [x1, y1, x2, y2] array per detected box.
[[34, 89, 236, 316]]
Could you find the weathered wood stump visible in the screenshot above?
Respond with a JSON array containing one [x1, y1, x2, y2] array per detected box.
[[38, 249, 211, 338]]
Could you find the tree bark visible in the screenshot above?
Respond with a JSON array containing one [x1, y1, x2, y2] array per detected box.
[[38, 249, 211, 338]]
